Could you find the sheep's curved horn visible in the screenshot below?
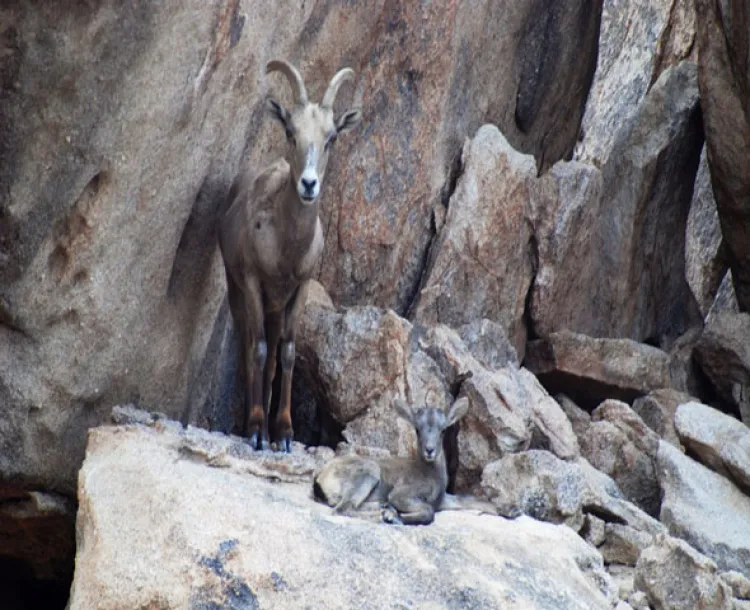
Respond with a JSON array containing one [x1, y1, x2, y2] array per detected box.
[[322, 67, 355, 108], [266, 60, 308, 106]]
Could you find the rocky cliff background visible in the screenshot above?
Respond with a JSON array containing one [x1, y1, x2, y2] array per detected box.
[[1, 0, 749, 608]]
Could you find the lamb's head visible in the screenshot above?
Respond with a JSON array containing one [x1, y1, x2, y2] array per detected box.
[[395, 397, 469, 464], [266, 60, 361, 205]]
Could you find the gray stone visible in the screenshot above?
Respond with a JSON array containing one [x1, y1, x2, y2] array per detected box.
[[575, 0, 695, 167], [695, 313, 750, 417], [581, 400, 661, 516], [721, 571, 750, 600], [600, 523, 654, 567], [695, 0, 750, 312], [481, 449, 665, 541], [481, 450, 589, 530], [632, 389, 692, 448], [556, 394, 592, 440], [525, 331, 673, 410], [457, 319, 519, 371], [686, 147, 727, 316], [658, 441, 750, 578], [675, 401, 750, 492], [635, 534, 733, 610], [412, 125, 536, 359]]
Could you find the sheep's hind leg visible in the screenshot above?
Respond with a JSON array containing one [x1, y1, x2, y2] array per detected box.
[[332, 474, 379, 516]]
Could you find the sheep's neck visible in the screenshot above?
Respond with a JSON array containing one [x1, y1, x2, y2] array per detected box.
[[280, 177, 318, 249]]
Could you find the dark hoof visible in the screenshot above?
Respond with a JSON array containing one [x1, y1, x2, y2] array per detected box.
[[276, 435, 293, 453], [382, 507, 402, 525], [248, 431, 269, 451]]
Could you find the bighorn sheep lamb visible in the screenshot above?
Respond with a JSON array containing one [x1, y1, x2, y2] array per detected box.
[[218, 60, 361, 451], [313, 397, 494, 525]]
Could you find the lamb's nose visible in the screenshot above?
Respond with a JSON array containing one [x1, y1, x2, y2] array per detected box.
[[301, 178, 317, 193]]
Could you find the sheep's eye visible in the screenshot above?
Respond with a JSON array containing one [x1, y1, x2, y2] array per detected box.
[[324, 133, 337, 151], [285, 129, 296, 145]]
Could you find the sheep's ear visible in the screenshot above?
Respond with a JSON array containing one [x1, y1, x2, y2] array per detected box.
[[445, 397, 469, 428], [267, 98, 291, 128], [336, 108, 361, 134], [394, 399, 414, 424]]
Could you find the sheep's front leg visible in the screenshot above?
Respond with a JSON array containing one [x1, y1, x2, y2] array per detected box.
[[243, 276, 269, 450], [275, 281, 310, 452], [387, 487, 436, 525]]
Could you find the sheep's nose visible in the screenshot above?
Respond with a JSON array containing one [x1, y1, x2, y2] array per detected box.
[[301, 178, 317, 193], [424, 447, 436, 461]]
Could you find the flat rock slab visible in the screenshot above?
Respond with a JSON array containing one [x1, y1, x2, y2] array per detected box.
[[525, 331, 672, 410], [675, 401, 750, 492], [658, 441, 750, 578], [68, 423, 614, 610]]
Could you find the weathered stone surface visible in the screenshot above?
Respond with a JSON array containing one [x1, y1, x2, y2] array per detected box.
[[68, 422, 617, 610], [481, 450, 589, 530], [575, 0, 694, 166], [635, 535, 733, 610], [658, 441, 750, 578], [695, 0, 750, 312], [707, 271, 741, 325], [457, 318, 519, 371], [411, 125, 536, 359], [0, 0, 606, 501], [590, 61, 703, 343], [581, 400, 661, 516], [608, 564, 636, 602], [695, 313, 750, 417], [481, 449, 664, 541], [686, 147, 726, 316], [533, 61, 703, 344], [721, 570, 750, 601], [522, 368, 580, 461], [528, 160, 604, 339], [599, 523, 654, 567], [675, 401, 750, 493], [525, 331, 673, 410], [632, 388, 691, 449], [556, 393, 592, 440]]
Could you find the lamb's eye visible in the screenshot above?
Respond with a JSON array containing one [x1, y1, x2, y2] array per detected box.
[[285, 129, 296, 145], [324, 133, 337, 151]]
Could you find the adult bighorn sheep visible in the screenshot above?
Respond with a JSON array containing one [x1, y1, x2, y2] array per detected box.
[[218, 60, 361, 452], [313, 397, 496, 525]]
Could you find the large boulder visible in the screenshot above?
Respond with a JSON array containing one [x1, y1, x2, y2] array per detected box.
[[685, 148, 726, 316], [481, 449, 665, 539], [695, 0, 750, 312], [575, 0, 696, 166], [658, 440, 750, 578], [674, 401, 750, 493], [694, 312, 750, 419], [634, 534, 733, 610], [67, 421, 617, 610], [411, 125, 536, 359], [531, 61, 703, 344], [580, 400, 661, 517], [525, 331, 673, 409]]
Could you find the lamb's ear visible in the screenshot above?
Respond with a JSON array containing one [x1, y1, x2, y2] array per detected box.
[[445, 397, 469, 428], [394, 399, 415, 425], [267, 98, 291, 129], [336, 108, 361, 134]]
